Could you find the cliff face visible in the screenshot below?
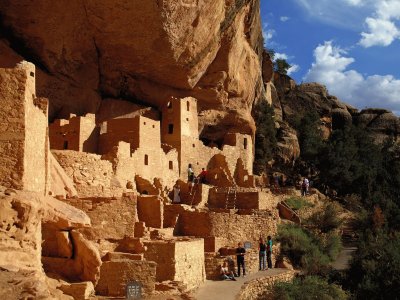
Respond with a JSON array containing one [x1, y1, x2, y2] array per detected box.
[[0, 0, 266, 140], [267, 71, 400, 163]]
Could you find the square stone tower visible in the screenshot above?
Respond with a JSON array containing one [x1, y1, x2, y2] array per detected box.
[[0, 61, 49, 194], [161, 97, 200, 175]]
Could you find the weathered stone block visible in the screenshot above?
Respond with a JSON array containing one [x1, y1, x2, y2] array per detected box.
[[95, 260, 156, 297]]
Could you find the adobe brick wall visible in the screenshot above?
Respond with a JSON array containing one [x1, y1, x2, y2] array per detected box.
[[52, 150, 124, 198], [144, 238, 205, 290], [62, 193, 137, 241], [0, 62, 48, 194]]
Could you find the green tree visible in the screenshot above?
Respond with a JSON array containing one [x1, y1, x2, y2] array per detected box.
[[275, 58, 292, 75], [348, 231, 400, 299], [253, 100, 277, 174], [296, 112, 325, 161]]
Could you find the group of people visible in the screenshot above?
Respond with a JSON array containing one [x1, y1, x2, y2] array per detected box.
[[220, 236, 273, 281], [172, 164, 208, 204]]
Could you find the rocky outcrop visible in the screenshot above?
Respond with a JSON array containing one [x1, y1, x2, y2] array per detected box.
[[0, 0, 266, 139], [270, 73, 400, 163], [0, 187, 99, 299]]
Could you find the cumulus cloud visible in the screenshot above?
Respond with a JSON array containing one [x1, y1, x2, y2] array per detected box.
[[280, 16, 290, 22], [359, 0, 400, 47], [304, 41, 400, 111]]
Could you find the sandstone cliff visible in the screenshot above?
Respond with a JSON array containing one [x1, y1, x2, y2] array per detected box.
[[265, 70, 400, 164], [0, 0, 267, 141]]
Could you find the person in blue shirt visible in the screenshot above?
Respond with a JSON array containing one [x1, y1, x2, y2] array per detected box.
[[267, 236, 273, 269]]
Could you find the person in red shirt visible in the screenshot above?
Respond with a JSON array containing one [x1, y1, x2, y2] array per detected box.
[[197, 168, 208, 184]]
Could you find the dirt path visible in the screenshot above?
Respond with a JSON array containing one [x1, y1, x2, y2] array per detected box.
[[332, 247, 357, 270], [195, 268, 289, 300]]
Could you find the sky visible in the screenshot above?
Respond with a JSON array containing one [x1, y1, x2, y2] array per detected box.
[[260, 0, 400, 114]]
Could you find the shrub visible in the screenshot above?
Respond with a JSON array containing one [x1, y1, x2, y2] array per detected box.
[[285, 196, 314, 211], [274, 276, 348, 300], [277, 224, 335, 275], [307, 203, 343, 233]]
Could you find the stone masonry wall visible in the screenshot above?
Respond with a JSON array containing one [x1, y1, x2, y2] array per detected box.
[[52, 150, 124, 198], [144, 238, 205, 291], [0, 62, 48, 194], [176, 210, 280, 248], [237, 270, 296, 300], [63, 193, 137, 241]]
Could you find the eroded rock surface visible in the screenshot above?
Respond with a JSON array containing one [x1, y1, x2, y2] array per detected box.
[[0, 0, 265, 139]]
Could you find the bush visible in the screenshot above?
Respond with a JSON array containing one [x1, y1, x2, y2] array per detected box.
[[277, 224, 337, 275], [285, 196, 314, 211], [274, 276, 348, 300], [307, 203, 343, 233]]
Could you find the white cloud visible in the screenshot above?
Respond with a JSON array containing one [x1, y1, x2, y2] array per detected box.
[[304, 41, 400, 111], [287, 64, 300, 75], [262, 24, 276, 47], [360, 17, 399, 47], [359, 0, 400, 47], [280, 16, 290, 22], [275, 52, 289, 60]]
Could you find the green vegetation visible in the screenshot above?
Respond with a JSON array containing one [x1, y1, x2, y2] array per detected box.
[[253, 100, 277, 174], [285, 196, 314, 211], [266, 48, 292, 75], [347, 231, 400, 299], [307, 203, 343, 233], [292, 114, 400, 299], [277, 224, 342, 275], [274, 276, 348, 300]]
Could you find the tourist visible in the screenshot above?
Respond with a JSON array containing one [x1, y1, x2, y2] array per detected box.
[[197, 167, 208, 184], [220, 261, 236, 281], [173, 182, 181, 204], [236, 242, 246, 277], [301, 177, 309, 196], [188, 164, 195, 194], [187, 164, 195, 183], [258, 237, 267, 271], [267, 236, 273, 269]]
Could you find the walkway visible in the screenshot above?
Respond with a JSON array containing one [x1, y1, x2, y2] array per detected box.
[[195, 268, 288, 300], [332, 247, 357, 270]]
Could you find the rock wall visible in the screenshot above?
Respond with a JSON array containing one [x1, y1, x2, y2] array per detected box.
[[237, 270, 296, 300], [0, 0, 265, 139], [176, 209, 280, 246]]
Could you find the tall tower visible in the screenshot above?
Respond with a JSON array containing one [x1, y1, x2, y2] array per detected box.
[[161, 97, 199, 176]]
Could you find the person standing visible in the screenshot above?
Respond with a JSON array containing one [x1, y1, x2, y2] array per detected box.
[[267, 236, 273, 269], [258, 237, 267, 271], [301, 177, 309, 196], [236, 242, 246, 277], [188, 164, 195, 194], [173, 182, 181, 204]]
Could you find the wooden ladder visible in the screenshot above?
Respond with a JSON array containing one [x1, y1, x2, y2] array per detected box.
[[225, 186, 237, 209]]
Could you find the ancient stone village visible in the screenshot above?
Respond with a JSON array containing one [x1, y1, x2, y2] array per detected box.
[[1, 0, 400, 300]]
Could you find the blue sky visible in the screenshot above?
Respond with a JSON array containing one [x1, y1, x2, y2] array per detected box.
[[261, 0, 400, 113]]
